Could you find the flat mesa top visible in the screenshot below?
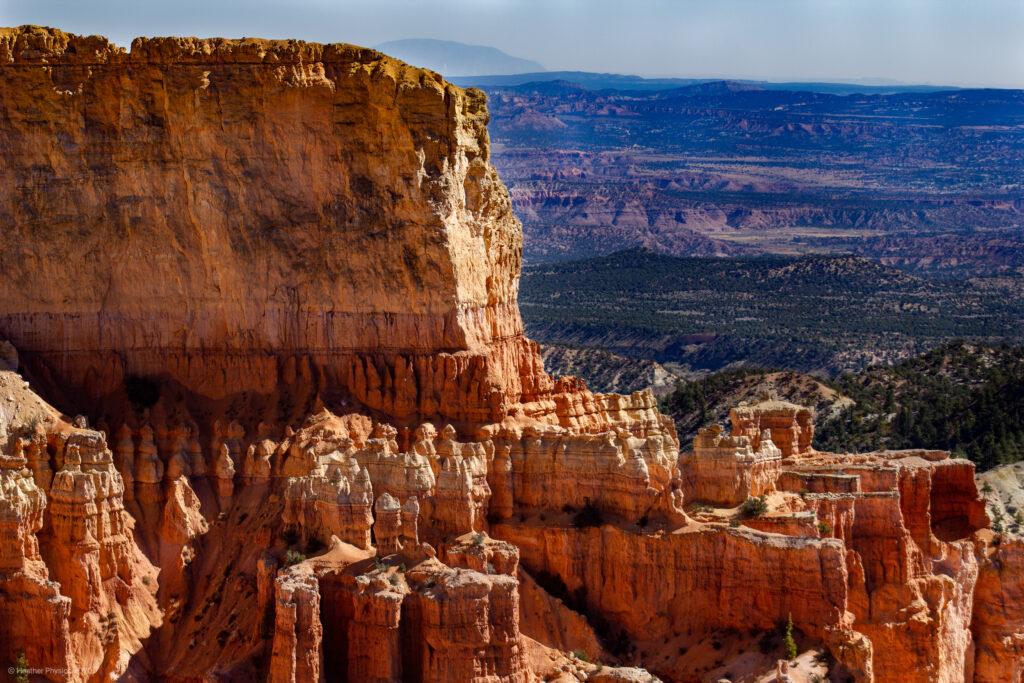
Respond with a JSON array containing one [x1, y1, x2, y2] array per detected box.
[[0, 25, 455, 91], [733, 399, 809, 414]]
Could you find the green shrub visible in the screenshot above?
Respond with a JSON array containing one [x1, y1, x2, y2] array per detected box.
[[742, 496, 769, 517], [283, 550, 306, 567]]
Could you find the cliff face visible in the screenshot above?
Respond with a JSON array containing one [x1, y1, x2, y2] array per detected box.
[[0, 25, 1021, 683], [0, 25, 532, 421]]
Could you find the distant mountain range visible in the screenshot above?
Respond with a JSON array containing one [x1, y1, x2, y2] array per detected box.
[[450, 70, 962, 95], [374, 40, 968, 95], [375, 41, 1022, 280], [473, 77, 1024, 272], [374, 39, 545, 77]]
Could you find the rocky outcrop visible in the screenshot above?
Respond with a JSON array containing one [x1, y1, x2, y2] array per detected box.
[[730, 398, 814, 458], [0, 371, 160, 681], [494, 522, 850, 644], [972, 535, 1024, 683], [0, 444, 75, 677], [281, 462, 374, 550], [374, 493, 420, 554], [684, 422, 781, 506], [488, 397, 1006, 682], [269, 568, 324, 683], [314, 553, 529, 683], [517, 569, 607, 662]]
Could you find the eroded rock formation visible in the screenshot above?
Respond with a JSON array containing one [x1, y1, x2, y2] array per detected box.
[[0, 378, 160, 680], [0, 24, 1020, 683], [683, 422, 781, 506]]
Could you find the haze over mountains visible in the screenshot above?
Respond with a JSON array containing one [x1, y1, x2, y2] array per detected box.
[[378, 39, 963, 94], [374, 38, 545, 76], [451, 71, 962, 96]]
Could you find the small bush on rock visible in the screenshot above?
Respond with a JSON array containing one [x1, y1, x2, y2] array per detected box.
[[742, 495, 769, 517]]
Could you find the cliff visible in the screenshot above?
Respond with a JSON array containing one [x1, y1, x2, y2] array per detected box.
[[0, 25, 1021, 683], [0, 25, 532, 422]]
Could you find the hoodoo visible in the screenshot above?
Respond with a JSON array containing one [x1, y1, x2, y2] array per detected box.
[[0, 25, 1021, 682]]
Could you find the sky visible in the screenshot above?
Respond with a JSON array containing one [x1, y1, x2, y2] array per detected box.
[[3, 0, 1023, 88]]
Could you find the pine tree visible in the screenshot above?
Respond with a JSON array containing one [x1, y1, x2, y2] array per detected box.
[[783, 613, 798, 660]]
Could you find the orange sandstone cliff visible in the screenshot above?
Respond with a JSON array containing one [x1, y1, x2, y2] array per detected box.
[[0, 25, 1021, 683]]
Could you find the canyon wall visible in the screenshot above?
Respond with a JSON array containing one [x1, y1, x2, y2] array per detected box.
[[0, 25, 1021, 683], [0, 25, 534, 422]]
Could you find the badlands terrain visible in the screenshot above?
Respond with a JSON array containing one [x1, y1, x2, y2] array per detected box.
[[465, 77, 1024, 275], [0, 25, 1021, 683]]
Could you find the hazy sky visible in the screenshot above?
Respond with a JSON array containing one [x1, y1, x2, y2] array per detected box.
[[3, 0, 1023, 88]]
